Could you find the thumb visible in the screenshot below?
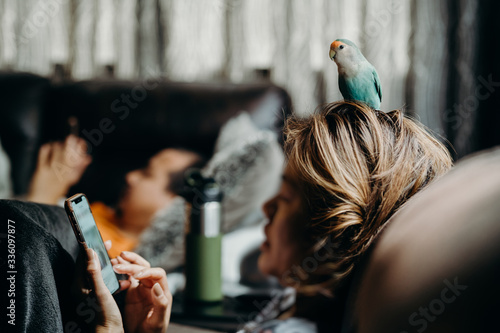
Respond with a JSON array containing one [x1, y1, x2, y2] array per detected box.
[[86, 248, 124, 332], [86, 248, 114, 305]]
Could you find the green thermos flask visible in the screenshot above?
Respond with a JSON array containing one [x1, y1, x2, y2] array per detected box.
[[183, 170, 224, 303]]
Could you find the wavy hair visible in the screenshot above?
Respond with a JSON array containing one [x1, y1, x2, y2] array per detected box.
[[283, 101, 452, 297]]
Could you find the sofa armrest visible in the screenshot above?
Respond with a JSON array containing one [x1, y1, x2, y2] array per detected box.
[[352, 147, 500, 333]]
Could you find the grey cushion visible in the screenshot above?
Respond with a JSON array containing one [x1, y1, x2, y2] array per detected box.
[[135, 112, 284, 271]]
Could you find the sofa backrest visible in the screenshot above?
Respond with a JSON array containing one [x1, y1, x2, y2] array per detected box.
[[0, 72, 291, 204], [0, 72, 51, 195]]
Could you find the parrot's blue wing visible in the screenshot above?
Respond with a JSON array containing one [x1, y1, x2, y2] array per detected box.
[[372, 68, 382, 103], [338, 76, 350, 101], [338, 65, 382, 109]]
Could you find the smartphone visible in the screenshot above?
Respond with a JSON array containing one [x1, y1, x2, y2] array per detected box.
[[65, 193, 120, 295]]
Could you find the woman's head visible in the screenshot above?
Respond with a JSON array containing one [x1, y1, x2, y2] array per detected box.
[[258, 101, 452, 296]]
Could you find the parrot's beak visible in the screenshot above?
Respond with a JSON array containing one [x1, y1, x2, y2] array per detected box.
[[329, 49, 336, 61]]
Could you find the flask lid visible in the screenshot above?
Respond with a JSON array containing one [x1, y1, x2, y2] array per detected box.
[[182, 169, 223, 203]]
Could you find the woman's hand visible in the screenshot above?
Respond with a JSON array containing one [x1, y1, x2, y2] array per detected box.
[[85, 241, 171, 333], [86, 247, 124, 333], [27, 135, 91, 204], [112, 251, 172, 333]]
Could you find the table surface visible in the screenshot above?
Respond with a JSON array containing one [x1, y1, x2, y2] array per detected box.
[[170, 292, 274, 332], [169, 322, 221, 333]]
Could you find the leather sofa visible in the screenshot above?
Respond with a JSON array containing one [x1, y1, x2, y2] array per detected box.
[[0, 71, 291, 206]]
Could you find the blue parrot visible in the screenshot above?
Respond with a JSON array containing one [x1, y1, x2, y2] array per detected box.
[[329, 39, 382, 110]]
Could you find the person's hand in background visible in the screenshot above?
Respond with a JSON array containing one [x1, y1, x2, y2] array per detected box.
[[27, 135, 91, 204]]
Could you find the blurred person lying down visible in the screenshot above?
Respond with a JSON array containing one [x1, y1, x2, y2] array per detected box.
[[27, 135, 204, 257]]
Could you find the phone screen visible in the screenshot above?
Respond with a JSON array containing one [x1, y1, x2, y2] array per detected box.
[[69, 195, 119, 294]]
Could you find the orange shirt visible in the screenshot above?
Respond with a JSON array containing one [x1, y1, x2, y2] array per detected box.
[[90, 202, 138, 258]]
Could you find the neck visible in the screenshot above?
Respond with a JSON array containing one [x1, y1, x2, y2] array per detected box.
[[115, 211, 152, 238]]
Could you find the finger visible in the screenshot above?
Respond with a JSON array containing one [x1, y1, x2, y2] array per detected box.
[[104, 240, 112, 251], [64, 137, 90, 168], [118, 279, 132, 292], [72, 141, 92, 166], [86, 248, 114, 302], [51, 141, 65, 167], [111, 257, 131, 273], [113, 266, 168, 289], [66, 134, 88, 157], [119, 251, 151, 268], [134, 268, 170, 291], [64, 135, 78, 164], [65, 135, 84, 157], [75, 136, 90, 155], [147, 283, 171, 331], [65, 134, 75, 147], [112, 263, 145, 276], [116, 256, 129, 265], [83, 154, 93, 167], [86, 249, 124, 330]]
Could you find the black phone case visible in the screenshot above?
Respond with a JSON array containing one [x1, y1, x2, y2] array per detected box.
[[64, 193, 120, 295]]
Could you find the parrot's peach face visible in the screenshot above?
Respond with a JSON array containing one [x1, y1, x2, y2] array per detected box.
[[329, 40, 349, 62]]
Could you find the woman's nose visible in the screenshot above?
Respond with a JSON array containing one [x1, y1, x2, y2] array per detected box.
[[263, 197, 277, 220]]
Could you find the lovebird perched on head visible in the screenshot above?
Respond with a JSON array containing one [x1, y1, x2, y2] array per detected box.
[[329, 39, 382, 110]]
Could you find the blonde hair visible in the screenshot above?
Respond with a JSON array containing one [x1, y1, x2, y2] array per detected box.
[[284, 101, 452, 296]]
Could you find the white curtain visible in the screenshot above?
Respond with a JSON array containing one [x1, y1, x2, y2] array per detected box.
[[0, 0, 480, 155]]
